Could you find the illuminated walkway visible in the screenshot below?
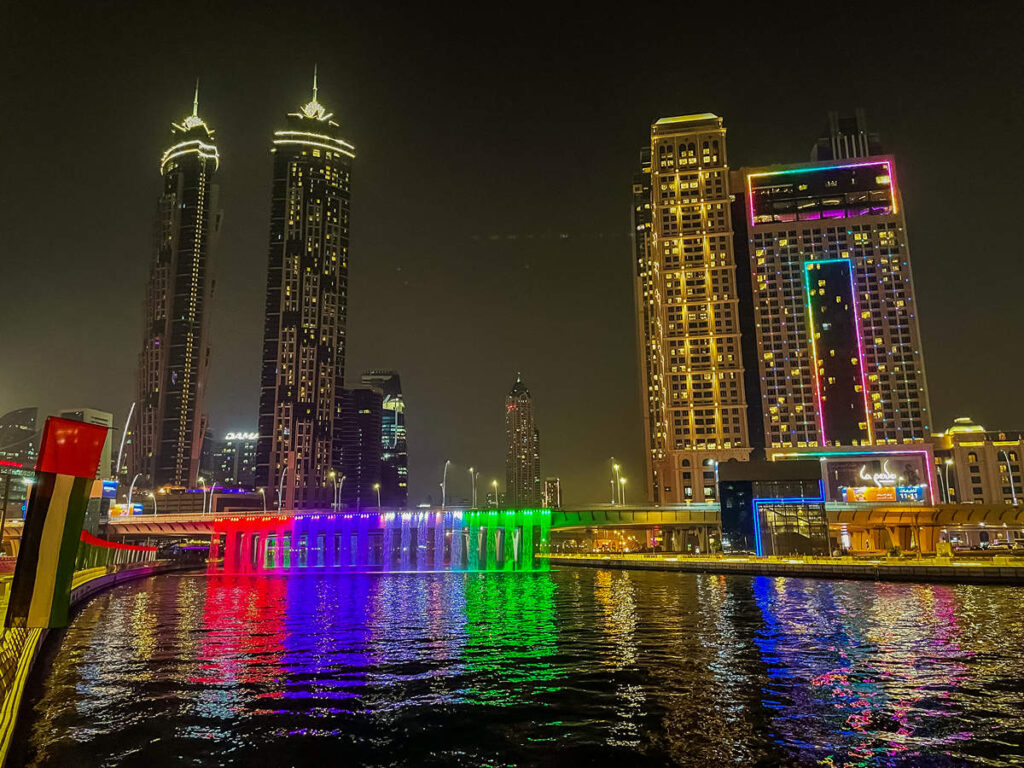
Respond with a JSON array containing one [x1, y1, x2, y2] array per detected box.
[[544, 552, 1024, 584]]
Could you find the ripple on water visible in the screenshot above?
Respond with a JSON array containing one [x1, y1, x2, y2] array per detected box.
[[10, 570, 1024, 767]]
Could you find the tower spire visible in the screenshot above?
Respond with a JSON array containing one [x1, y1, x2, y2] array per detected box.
[[192, 79, 200, 118], [312, 64, 318, 102]]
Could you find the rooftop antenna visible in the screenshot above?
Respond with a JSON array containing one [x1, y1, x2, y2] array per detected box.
[[312, 64, 318, 102], [192, 78, 199, 118]]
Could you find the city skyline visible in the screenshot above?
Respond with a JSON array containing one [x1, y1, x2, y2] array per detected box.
[[2, 4, 1021, 505]]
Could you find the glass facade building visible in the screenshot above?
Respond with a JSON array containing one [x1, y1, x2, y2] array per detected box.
[[360, 371, 407, 508]]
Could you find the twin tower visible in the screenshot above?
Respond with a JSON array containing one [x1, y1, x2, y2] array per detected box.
[[131, 74, 353, 509]]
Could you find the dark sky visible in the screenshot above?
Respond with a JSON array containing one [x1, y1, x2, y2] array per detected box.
[[2, 2, 1022, 505]]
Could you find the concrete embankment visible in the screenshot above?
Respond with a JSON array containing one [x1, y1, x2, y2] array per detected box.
[[545, 555, 1024, 585]]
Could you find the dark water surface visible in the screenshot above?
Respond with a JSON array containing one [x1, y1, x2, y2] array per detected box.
[[11, 570, 1024, 767]]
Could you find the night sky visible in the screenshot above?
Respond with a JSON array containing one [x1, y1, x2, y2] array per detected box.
[[2, 3, 1022, 504]]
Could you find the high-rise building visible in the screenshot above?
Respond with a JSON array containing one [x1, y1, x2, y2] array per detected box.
[[0, 407, 38, 517], [338, 388, 382, 509], [360, 371, 408, 507], [256, 72, 354, 509], [505, 375, 541, 507], [737, 115, 931, 450], [542, 477, 562, 509], [133, 86, 221, 489], [201, 430, 258, 489], [633, 114, 751, 504], [59, 409, 113, 479]]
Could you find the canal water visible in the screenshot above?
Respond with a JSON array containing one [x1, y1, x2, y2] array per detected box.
[[11, 570, 1024, 767]]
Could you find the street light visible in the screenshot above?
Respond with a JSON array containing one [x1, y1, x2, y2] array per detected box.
[[441, 459, 451, 509], [611, 460, 621, 504], [277, 465, 287, 511], [148, 491, 158, 516], [373, 482, 381, 508], [998, 450, 1019, 505], [491, 479, 499, 509], [619, 476, 627, 505], [207, 484, 218, 515], [338, 474, 346, 510], [468, 467, 478, 508], [113, 401, 135, 481], [258, 488, 267, 513], [329, 471, 338, 511], [126, 473, 141, 516], [197, 477, 207, 516], [943, 459, 954, 503]]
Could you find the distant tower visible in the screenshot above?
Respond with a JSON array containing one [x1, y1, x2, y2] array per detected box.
[[256, 69, 355, 508], [360, 370, 408, 507], [505, 375, 541, 507], [133, 84, 221, 488]]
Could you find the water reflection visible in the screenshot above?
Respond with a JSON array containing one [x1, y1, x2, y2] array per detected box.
[[13, 571, 1024, 767]]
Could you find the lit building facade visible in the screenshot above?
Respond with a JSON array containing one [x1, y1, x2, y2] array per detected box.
[[933, 418, 1023, 505], [201, 431, 258, 489], [360, 371, 408, 507], [338, 388, 383, 509], [634, 114, 751, 504], [505, 376, 541, 507], [0, 407, 38, 517], [256, 74, 354, 509], [134, 88, 221, 489], [738, 117, 931, 450], [542, 477, 562, 509]]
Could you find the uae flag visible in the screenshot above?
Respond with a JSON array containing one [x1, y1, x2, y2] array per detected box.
[[4, 417, 107, 629]]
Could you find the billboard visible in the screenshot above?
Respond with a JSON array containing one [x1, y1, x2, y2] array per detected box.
[[822, 454, 928, 504]]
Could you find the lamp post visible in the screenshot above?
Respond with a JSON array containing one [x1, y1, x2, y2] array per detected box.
[[126, 473, 141, 516], [611, 460, 621, 504], [441, 459, 451, 509], [277, 465, 287, 511], [338, 474, 346, 510], [998, 450, 1019, 505], [619, 476, 627, 505], [148, 491, 158, 516], [491, 479, 499, 509], [197, 477, 207, 516], [113, 401, 135, 481], [207, 484, 218, 515], [258, 488, 267, 513], [329, 471, 338, 511], [373, 482, 381, 509], [468, 467, 477, 508]]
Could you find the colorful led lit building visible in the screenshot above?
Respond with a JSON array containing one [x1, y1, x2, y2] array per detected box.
[[633, 114, 751, 504], [505, 375, 541, 508], [360, 370, 408, 507], [256, 71, 354, 509], [736, 115, 932, 452], [133, 86, 221, 489]]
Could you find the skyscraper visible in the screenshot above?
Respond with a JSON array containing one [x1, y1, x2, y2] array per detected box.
[[505, 375, 541, 507], [737, 114, 932, 449], [338, 388, 382, 509], [360, 370, 408, 507], [133, 86, 220, 489], [633, 114, 751, 504], [256, 72, 354, 509], [0, 407, 38, 517]]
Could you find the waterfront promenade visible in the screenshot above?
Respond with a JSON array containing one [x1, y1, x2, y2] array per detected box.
[[544, 552, 1024, 584]]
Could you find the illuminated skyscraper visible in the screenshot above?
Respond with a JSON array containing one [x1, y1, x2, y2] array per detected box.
[[737, 114, 931, 450], [505, 375, 541, 507], [633, 114, 751, 504], [360, 370, 408, 507], [256, 72, 354, 508], [133, 87, 220, 488]]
